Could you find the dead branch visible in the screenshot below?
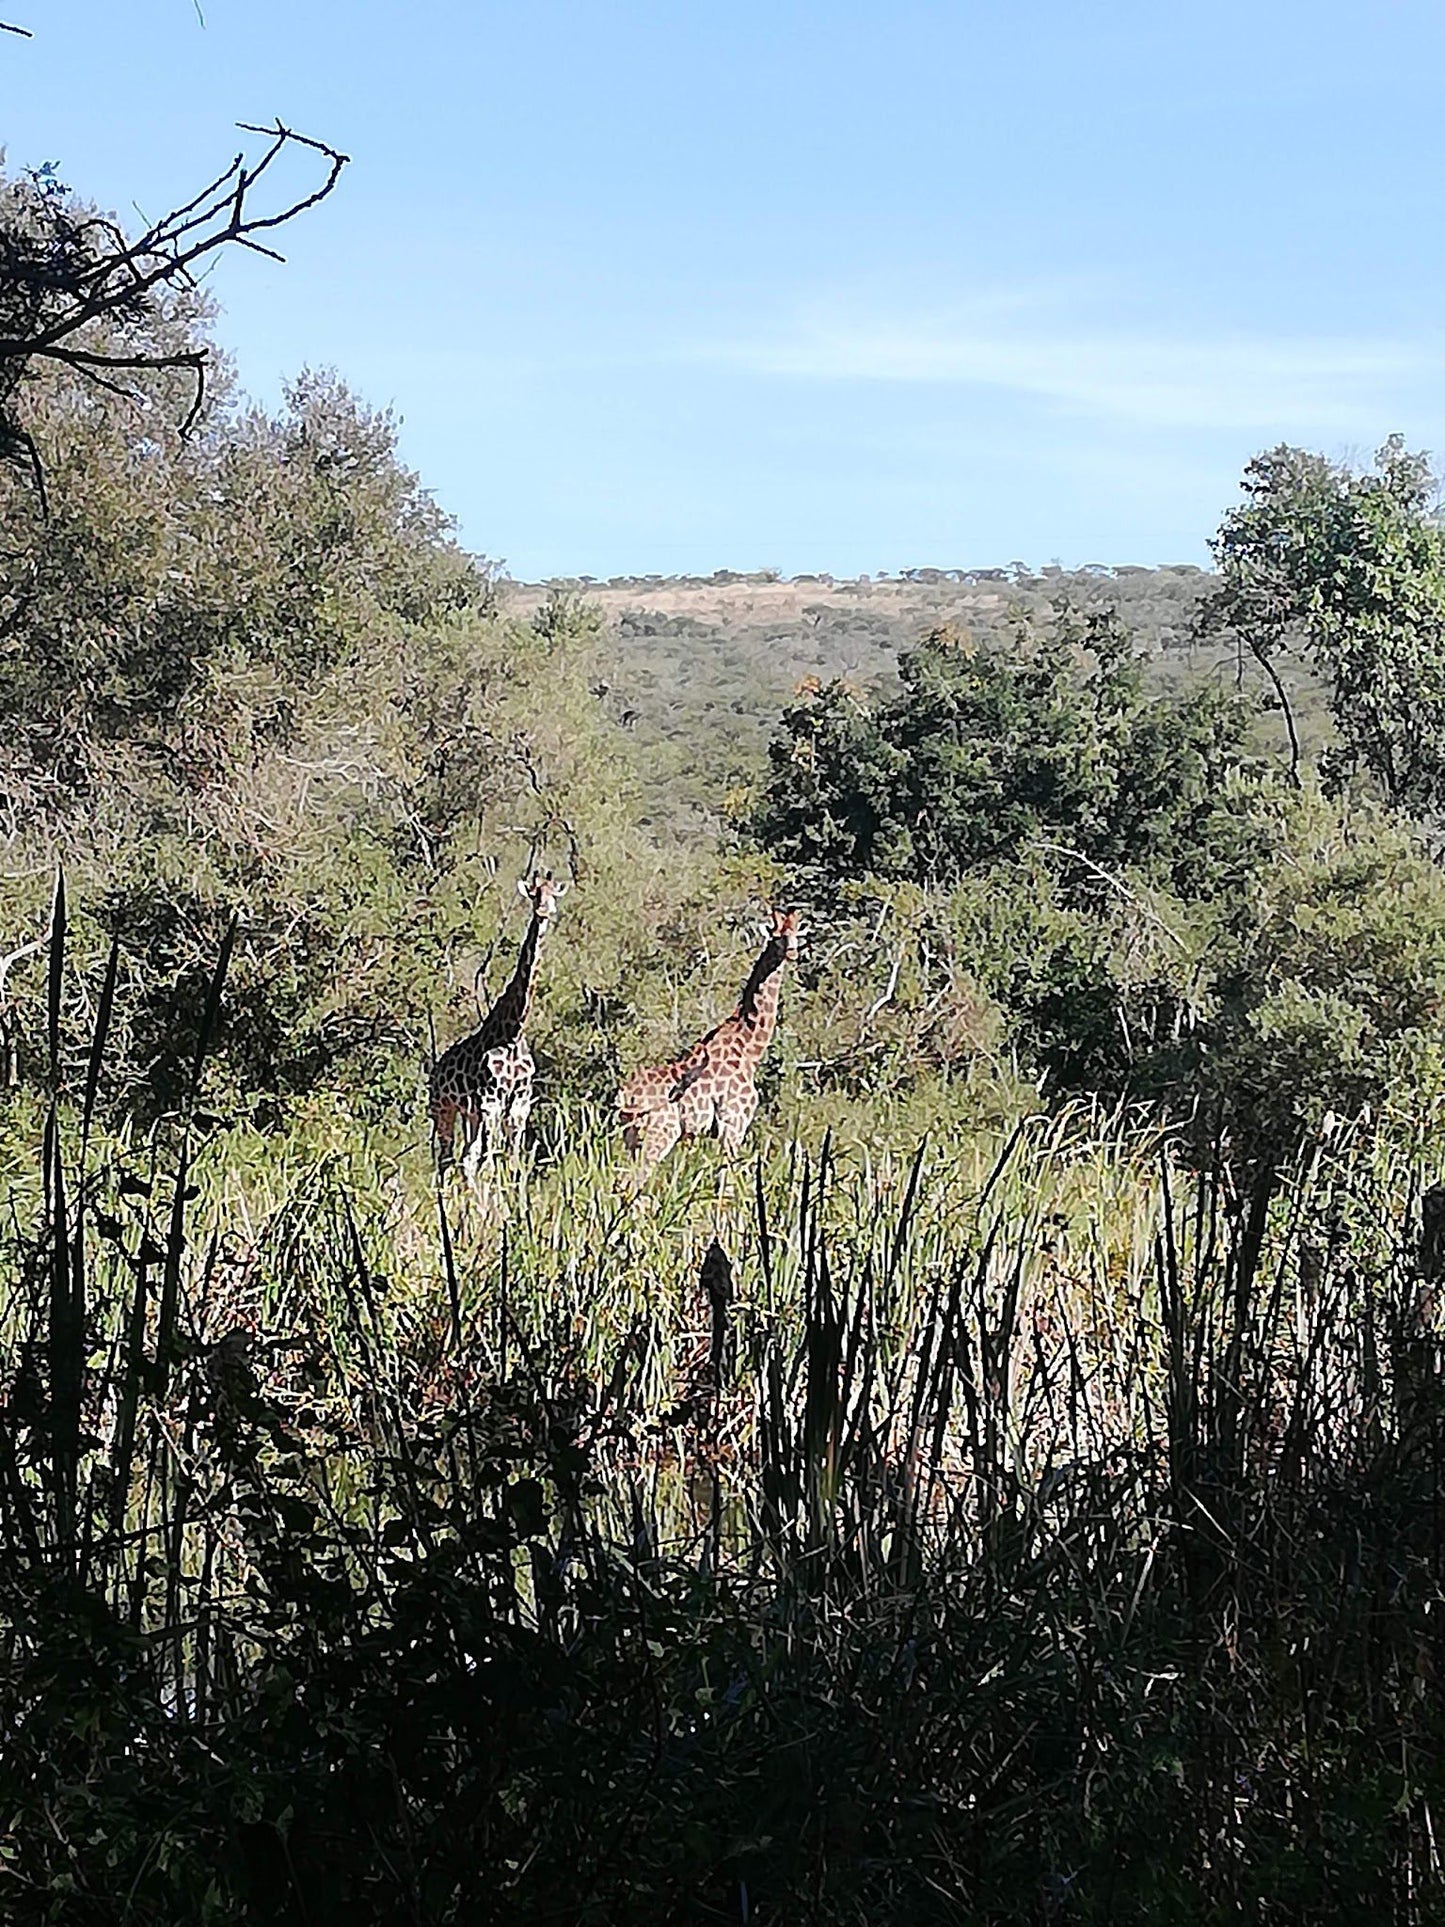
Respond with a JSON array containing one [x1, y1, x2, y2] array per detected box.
[[0, 923, 47, 997], [0, 916, 48, 1087], [861, 950, 902, 1034], [2, 121, 348, 470], [1029, 840, 1187, 950]]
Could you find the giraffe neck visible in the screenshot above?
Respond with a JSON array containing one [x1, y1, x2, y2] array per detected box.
[[731, 938, 789, 1064], [486, 910, 545, 1043]]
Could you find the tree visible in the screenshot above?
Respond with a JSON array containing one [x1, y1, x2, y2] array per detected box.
[[0, 347, 485, 813], [0, 124, 346, 498], [0, 155, 526, 1113], [752, 606, 1260, 899], [1201, 437, 1445, 815]]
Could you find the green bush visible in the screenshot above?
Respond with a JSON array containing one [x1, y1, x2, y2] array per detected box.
[[765, 781, 1445, 1167], [753, 604, 1260, 897]]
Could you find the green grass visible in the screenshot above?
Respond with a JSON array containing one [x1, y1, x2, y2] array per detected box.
[[3, 922, 1445, 1921]]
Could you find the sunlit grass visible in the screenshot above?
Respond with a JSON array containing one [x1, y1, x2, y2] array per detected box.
[[5, 1052, 1445, 1918]]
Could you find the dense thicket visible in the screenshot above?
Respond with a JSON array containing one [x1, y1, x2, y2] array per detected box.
[[753, 607, 1260, 893]]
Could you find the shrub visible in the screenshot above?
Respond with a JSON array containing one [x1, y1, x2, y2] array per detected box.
[[753, 604, 1260, 898]]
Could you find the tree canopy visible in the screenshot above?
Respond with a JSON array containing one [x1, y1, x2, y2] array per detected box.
[[1201, 437, 1445, 816], [752, 605, 1260, 898]]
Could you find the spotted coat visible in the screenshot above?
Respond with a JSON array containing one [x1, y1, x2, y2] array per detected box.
[[617, 908, 802, 1173], [431, 873, 565, 1178]]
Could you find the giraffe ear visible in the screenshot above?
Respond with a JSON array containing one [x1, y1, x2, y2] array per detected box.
[[553, 880, 570, 897], [516, 878, 531, 901]]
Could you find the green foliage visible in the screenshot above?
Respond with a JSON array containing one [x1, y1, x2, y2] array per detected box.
[[1203, 436, 1445, 814], [749, 574, 1445, 1163], [783, 788, 1445, 1164], [538, 562, 1243, 844], [1197, 789, 1445, 1148], [0, 336, 506, 1114], [1, 129, 345, 503], [0, 162, 160, 473], [753, 607, 1260, 896], [1, 356, 485, 806], [5, 971, 1445, 1921], [7, 147, 1445, 1924]]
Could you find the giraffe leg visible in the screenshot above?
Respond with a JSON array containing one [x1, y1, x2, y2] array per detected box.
[[504, 1084, 534, 1158], [460, 1111, 493, 1186], [635, 1105, 683, 1176]]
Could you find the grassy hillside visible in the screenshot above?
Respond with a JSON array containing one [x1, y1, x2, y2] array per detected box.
[[504, 566, 1331, 833]]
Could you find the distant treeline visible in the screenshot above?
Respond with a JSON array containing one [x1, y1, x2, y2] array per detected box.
[[542, 562, 1209, 590]]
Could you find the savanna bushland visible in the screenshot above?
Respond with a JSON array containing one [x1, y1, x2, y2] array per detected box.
[[4, 151, 1445, 1924]]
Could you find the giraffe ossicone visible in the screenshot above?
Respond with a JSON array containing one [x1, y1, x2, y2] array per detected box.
[[430, 871, 566, 1183], [617, 906, 803, 1174]]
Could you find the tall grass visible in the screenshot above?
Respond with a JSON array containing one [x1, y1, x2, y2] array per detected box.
[[2, 916, 1444, 1921]]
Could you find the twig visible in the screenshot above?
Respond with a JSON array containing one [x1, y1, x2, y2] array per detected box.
[[1029, 841, 1187, 949]]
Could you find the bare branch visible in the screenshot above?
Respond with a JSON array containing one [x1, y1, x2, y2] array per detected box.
[[1029, 840, 1188, 950], [27, 345, 204, 373], [16, 128, 346, 358], [231, 235, 287, 264], [2, 122, 348, 496], [861, 949, 902, 1032]]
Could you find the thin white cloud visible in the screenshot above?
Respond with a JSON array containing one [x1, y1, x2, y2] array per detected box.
[[696, 303, 1425, 434]]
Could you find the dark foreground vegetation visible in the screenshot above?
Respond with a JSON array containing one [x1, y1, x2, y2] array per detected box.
[[7, 932, 1445, 1923], [4, 147, 1445, 1922]]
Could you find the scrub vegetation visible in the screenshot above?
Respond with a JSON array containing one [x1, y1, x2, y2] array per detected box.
[[4, 157, 1445, 1923]]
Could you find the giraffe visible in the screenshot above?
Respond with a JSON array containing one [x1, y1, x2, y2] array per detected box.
[[430, 871, 567, 1182], [617, 907, 803, 1173]]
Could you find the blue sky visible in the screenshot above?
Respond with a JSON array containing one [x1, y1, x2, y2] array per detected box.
[[7, 0, 1445, 577]]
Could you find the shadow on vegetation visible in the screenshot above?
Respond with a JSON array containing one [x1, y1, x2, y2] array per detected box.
[[3, 907, 1444, 1925]]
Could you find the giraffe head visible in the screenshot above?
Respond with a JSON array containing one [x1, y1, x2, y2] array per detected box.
[[765, 905, 804, 962], [517, 870, 568, 932]]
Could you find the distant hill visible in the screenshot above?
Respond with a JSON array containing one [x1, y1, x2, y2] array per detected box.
[[501, 566, 1324, 836]]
